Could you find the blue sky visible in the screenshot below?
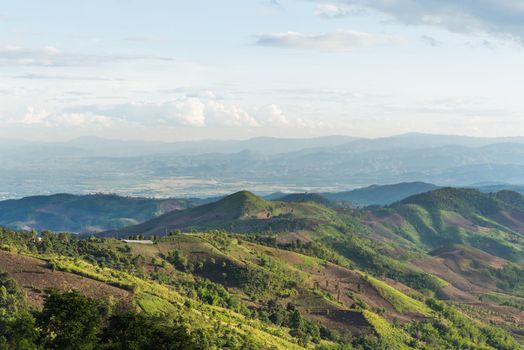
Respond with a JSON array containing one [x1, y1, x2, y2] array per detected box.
[[1, 0, 523, 141]]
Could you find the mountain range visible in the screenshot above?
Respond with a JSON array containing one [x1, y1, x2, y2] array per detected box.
[[3, 181, 524, 234], [2, 133, 524, 199]]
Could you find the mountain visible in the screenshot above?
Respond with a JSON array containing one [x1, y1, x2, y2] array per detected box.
[[58, 135, 359, 157], [323, 182, 440, 206], [2, 187, 524, 348], [0, 193, 193, 233], [4, 133, 524, 199], [362, 188, 524, 262], [476, 184, 524, 194], [105, 190, 341, 237]]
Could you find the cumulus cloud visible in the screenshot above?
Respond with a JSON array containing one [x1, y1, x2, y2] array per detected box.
[[0, 46, 172, 66], [257, 104, 291, 127], [12, 97, 324, 130], [255, 30, 397, 52], [68, 99, 208, 127], [58, 98, 259, 128], [313, 0, 524, 42], [17, 107, 112, 128], [20, 107, 51, 125]]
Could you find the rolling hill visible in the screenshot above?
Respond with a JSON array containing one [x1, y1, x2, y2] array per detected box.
[[0, 193, 193, 233], [2, 187, 524, 348], [106, 190, 342, 237], [3, 223, 523, 349]]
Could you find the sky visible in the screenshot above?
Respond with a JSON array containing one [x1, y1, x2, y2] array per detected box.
[[1, 0, 524, 141]]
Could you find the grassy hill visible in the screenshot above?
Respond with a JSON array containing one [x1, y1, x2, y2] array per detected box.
[[107, 190, 342, 237], [0, 193, 192, 233], [2, 225, 522, 349], [360, 188, 524, 260], [2, 188, 524, 348]]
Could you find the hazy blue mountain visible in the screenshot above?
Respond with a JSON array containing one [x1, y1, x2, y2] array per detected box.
[[61, 135, 359, 156], [3, 134, 524, 199], [323, 182, 440, 206], [474, 184, 524, 194]]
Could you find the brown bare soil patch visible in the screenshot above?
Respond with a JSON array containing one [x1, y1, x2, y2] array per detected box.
[[275, 231, 312, 244], [490, 211, 524, 234], [0, 250, 131, 308], [457, 301, 524, 339], [312, 263, 419, 323]]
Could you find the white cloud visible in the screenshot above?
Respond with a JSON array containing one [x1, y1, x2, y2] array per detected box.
[[314, 4, 353, 18], [257, 104, 291, 127], [0, 45, 173, 66], [59, 98, 257, 128], [255, 30, 397, 52], [205, 100, 259, 127], [315, 0, 524, 42], [20, 107, 50, 125], [52, 113, 113, 128], [15, 107, 112, 128], [11, 97, 327, 130]]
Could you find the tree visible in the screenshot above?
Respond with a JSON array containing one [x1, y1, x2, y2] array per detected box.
[[38, 290, 102, 350], [0, 273, 38, 350], [102, 312, 199, 350]]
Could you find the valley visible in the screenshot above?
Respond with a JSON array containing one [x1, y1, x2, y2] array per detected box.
[[1, 187, 524, 348]]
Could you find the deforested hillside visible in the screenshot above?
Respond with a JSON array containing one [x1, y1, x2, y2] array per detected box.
[[1, 225, 523, 349], [2, 187, 524, 348], [368, 188, 524, 262]]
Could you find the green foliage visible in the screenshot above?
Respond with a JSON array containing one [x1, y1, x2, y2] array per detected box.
[[366, 275, 431, 315], [166, 248, 190, 271], [38, 290, 103, 350], [101, 313, 201, 350], [326, 233, 445, 293], [361, 310, 411, 350], [0, 273, 38, 350], [404, 298, 524, 350]]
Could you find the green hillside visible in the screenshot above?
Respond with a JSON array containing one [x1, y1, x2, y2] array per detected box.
[[1, 188, 524, 348], [107, 190, 343, 237], [0, 193, 192, 233], [371, 188, 524, 262], [2, 226, 522, 349]]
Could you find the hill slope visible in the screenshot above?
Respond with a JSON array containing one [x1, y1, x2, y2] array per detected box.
[[107, 190, 341, 237], [0, 193, 192, 233], [2, 226, 523, 349], [361, 188, 524, 261]]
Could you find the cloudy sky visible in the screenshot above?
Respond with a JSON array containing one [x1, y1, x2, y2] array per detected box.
[[1, 0, 524, 141]]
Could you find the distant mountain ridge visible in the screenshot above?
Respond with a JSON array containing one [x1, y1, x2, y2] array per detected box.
[[323, 182, 440, 206], [3, 133, 524, 199]]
